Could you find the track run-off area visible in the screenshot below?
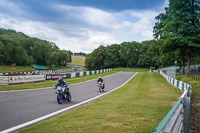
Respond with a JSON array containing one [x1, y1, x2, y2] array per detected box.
[[0, 72, 137, 132]]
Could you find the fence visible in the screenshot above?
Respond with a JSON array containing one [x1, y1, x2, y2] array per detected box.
[[153, 71, 192, 133], [0, 68, 112, 85], [46, 69, 112, 80], [190, 72, 200, 82]]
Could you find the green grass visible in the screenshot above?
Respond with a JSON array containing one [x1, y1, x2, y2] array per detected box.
[[0, 71, 118, 91], [71, 55, 85, 66], [48, 66, 71, 70], [176, 74, 200, 96], [18, 72, 181, 133], [0, 65, 35, 73], [0, 65, 72, 73], [113, 67, 149, 72]]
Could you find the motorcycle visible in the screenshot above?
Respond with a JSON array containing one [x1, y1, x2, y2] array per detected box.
[[97, 81, 105, 92], [55, 86, 72, 104]]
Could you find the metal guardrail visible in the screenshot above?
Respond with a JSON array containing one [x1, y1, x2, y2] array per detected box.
[[0, 68, 112, 85], [153, 71, 192, 133]]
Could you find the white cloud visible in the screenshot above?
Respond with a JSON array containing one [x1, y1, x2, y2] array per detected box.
[[0, 1, 165, 53], [55, 5, 123, 32], [115, 10, 160, 42], [0, 16, 59, 41]]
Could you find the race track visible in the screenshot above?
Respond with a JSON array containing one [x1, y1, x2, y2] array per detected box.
[[0, 72, 136, 132]]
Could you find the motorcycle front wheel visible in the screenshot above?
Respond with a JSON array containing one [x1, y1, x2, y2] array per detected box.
[[99, 86, 102, 92]]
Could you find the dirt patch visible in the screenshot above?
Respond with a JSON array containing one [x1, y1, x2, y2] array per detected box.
[[105, 122, 123, 127], [107, 113, 121, 118], [190, 96, 200, 133]]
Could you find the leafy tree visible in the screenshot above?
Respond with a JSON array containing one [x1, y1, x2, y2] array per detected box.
[[104, 44, 125, 68], [0, 28, 72, 66], [0, 42, 4, 65], [58, 50, 70, 66], [85, 45, 106, 70], [119, 42, 140, 67], [154, 0, 200, 75]]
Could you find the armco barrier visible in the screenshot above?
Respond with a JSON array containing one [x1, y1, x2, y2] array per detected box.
[[153, 71, 191, 133], [0, 68, 112, 85]]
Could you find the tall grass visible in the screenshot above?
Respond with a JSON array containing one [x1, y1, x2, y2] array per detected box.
[[176, 74, 200, 96]]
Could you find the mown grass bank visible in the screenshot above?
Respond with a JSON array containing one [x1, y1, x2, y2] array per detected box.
[[113, 67, 149, 72], [18, 72, 181, 133], [71, 55, 85, 66], [0, 71, 118, 91]]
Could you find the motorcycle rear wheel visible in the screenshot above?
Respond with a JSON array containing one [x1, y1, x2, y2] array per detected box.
[[66, 92, 72, 102], [57, 95, 63, 104]]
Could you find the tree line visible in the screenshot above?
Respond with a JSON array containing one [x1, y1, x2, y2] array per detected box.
[[85, 41, 158, 70], [85, 0, 200, 74], [0, 28, 72, 66]]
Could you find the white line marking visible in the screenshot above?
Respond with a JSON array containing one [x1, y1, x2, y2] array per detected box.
[[0, 72, 138, 133], [0, 72, 122, 93]]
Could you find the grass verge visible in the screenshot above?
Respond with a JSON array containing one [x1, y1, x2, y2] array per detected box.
[[0, 65, 35, 73], [0, 71, 118, 91], [176, 74, 200, 131], [18, 72, 181, 133], [176, 74, 200, 96], [0, 65, 72, 73], [113, 67, 149, 72]]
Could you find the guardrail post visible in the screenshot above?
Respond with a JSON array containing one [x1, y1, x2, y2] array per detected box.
[[184, 87, 192, 133]]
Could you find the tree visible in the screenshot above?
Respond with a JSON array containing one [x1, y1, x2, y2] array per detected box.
[[85, 45, 106, 70], [104, 44, 125, 68], [154, 0, 200, 75], [119, 42, 140, 67], [0, 42, 4, 65], [58, 50, 70, 66]]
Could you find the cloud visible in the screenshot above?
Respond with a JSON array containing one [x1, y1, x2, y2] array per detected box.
[[54, 0, 166, 12], [0, 16, 59, 41], [130, 10, 159, 41], [0, 0, 167, 53]]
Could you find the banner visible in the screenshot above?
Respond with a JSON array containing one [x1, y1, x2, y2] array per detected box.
[[0, 76, 9, 85], [50, 74, 63, 80], [8, 75, 46, 84]]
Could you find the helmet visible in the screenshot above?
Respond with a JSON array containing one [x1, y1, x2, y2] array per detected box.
[[58, 77, 63, 83]]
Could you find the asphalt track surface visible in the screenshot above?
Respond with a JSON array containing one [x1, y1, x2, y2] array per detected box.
[[0, 72, 136, 132]]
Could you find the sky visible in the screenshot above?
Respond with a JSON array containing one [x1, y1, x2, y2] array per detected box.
[[0, 0, 168, 53]]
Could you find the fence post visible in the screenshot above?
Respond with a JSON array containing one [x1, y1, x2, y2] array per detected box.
[[177, 80, 179, 88], [184, 87, 192, 133]]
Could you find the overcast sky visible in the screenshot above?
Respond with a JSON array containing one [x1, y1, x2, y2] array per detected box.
[[0, 0, 168, 53]]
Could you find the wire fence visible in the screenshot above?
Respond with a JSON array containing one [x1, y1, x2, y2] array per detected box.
[[189, 71, 200, 82]]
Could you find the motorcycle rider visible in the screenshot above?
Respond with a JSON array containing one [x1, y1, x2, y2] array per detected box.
[[97, 76, 105, 89], [55, 77, 69, 94]]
